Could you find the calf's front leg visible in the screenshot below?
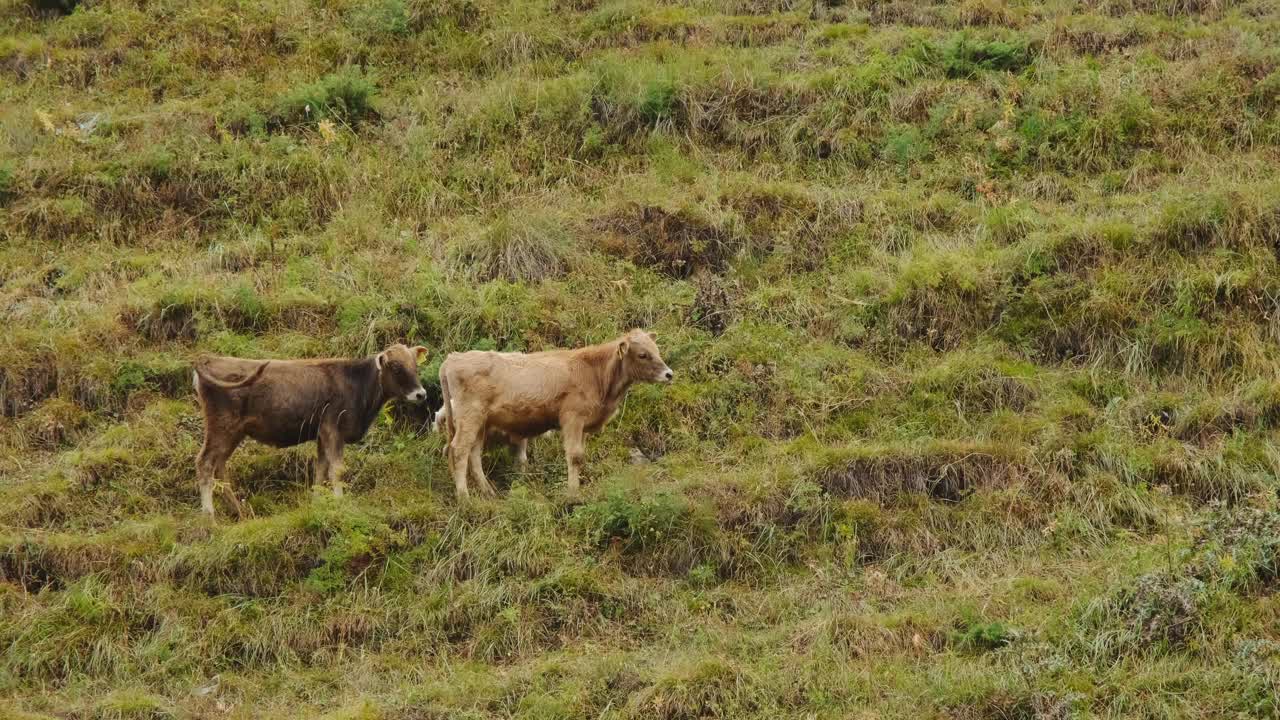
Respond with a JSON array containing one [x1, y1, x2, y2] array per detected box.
[[317, 423, 347, 499], [561, 418, 586, 496], [469, 438, 498, 497], [514, 437, 529, 473]]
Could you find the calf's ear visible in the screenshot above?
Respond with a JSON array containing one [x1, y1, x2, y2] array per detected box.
[[412, 345, 429, 364], [617, 340, 630, 359], [648, 331, 658, 341], [375, 352, 386, 370]]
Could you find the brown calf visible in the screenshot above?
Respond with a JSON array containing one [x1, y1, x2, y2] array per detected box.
[[193, 343, 428, 517], [439, 330, 672, 498]]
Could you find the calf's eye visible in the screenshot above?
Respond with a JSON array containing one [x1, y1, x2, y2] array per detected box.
[[638, 352, 649, 359]]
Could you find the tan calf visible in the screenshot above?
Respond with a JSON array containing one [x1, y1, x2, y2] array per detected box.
[[439, 330, 672, 498]]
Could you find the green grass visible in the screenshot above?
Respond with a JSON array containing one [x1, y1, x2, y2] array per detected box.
[[3, 0, 1280, 716]]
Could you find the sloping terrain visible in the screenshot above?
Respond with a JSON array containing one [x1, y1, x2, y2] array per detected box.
[[3, 0, 1280, 717]]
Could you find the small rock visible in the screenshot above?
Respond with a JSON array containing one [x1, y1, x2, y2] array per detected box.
[[76, 112, 103, 135], [628, 448, 649, 465], [193, 675, 221, 696]]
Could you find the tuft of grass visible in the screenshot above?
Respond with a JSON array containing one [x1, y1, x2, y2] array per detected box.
[[596, 199, 745, 278], [93, 688, 173, 720], [815, 440, 1035, 503], [625, 655, 757, 719], [271, 71, 379, 130], [446, 211, 573, 283], [348, 0, 412, 38], [929, 32, 1034, 79], [950, 611, 1017, 653], [0, 163, 15, 205]]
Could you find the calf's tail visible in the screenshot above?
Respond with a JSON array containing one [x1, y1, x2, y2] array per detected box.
[[194, 359, 269, 390]]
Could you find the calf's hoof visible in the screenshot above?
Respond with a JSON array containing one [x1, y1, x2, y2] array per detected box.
[[217, 486, 253, 520], [556, 495, 585, 516]]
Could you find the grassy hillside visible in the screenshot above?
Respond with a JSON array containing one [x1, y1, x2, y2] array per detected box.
[[3, 0, 1280, 716]]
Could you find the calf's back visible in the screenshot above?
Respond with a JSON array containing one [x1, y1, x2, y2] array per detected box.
[[198, 358, 384, 448]]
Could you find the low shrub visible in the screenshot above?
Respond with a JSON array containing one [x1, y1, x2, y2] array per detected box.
[[272, 71, 379, 130], [1079, 572, 1210, 656], [573, 488, 691, 554], [950, 616, 1016, 653]]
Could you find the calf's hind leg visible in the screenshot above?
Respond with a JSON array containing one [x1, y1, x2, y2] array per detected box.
[[468, 436, 498, 497], [450, 417, 484, 500], [196, 430, 244, 518], [196, 442, 219, 516]]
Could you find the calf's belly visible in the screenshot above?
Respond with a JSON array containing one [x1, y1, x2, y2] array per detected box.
[[489, 408, 559, 439], [245, 419, 321, 448]]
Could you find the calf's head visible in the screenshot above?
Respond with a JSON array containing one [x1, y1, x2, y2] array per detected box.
[[618, 329, 673, 383], [376, 344, 430, 402]]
